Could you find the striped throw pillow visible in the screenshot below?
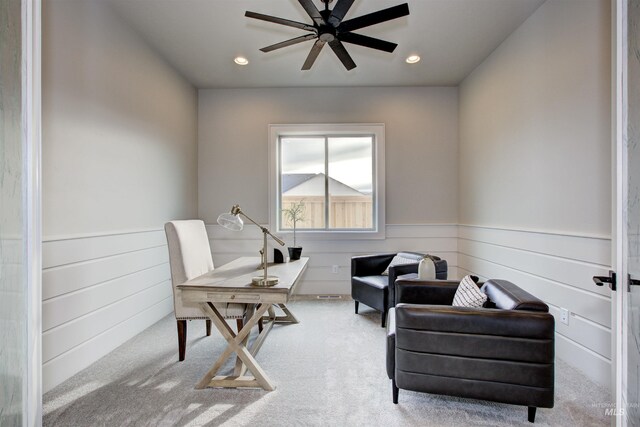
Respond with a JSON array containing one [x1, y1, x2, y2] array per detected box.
[[452, 275, 487, 307], [381, 255, 419, 276]]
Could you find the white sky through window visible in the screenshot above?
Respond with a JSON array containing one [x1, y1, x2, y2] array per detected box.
[[281, 136, 373, 194]]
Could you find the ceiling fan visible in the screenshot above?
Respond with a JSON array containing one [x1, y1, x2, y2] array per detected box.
[[245, 0, 410, 71]]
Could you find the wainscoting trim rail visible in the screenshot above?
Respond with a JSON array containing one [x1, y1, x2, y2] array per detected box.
[[43, 227, 165, 242], [458, 223, 611, 241]]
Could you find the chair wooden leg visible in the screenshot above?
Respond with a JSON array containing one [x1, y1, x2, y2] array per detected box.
[[528, 407, 536, 423], [236, 318, 243, 332], [392, 379, 399, 404], [177, 320, 187, 362], [205, 319, 211, 336], [355, 300, 359, 314], [258, 318, 264, 333]]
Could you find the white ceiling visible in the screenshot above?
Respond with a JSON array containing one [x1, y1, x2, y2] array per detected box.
[[109, 0, 545, 88]]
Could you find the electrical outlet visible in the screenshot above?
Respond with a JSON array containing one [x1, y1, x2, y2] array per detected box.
[[332, 265, 339, 274], [560, 308, 569, 325]]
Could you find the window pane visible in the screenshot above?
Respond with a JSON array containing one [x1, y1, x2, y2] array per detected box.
[[280, 137, 326, 229], [328, 137, 374, 229]]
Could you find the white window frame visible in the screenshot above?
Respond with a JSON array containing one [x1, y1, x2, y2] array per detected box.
[[269, 123, 385, 240]]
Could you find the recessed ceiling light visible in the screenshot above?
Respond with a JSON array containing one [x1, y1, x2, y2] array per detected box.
[[405, 55, 421, 64], [234, 56, 249, 66]]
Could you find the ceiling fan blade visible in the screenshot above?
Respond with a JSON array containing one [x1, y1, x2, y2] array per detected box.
[[245, 11, 316, 32], [260, 34, 318, 53], [328, 0, 355, 27], [328, 39, 356, 70], [298, 0, 326, 26], [338, 3, 409, 33], [302, 39, 326, 70], [339, 32, 397, 53]]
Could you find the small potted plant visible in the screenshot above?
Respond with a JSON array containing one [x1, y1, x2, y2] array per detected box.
[[282, 200, 305, 260]]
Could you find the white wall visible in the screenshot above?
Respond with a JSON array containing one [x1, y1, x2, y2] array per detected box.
[[458, 0, 612, 386], [41, 0, 198, 392], [198, 87, 460, 293]]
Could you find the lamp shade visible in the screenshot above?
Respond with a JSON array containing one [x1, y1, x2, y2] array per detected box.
[[217, 212, 243, 231]]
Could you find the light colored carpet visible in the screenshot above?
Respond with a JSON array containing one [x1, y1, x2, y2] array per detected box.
[[44, 299, 611, 426]]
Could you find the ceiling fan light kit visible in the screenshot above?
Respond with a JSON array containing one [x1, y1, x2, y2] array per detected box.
[[245, 0, 410, 71]]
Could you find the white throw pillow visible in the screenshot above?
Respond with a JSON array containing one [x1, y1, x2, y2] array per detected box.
[[381, 255, 419, 276], [418, 257, 436, 280], [452, 275, 487, 308]]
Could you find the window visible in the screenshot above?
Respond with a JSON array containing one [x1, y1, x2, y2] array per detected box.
[[269, 124, 385, 239]]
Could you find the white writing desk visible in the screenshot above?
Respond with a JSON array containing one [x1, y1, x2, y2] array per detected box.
[[178, 256, 308, 390]]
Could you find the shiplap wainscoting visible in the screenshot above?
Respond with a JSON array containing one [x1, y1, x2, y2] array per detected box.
[[457, 225, 612, 387], [40, 224, 613, 391], [207, 224, 459, 295], [41, 230, 173, 392]]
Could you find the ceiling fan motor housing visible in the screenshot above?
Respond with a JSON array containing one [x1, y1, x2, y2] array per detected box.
[[319, 26, 337, 42]]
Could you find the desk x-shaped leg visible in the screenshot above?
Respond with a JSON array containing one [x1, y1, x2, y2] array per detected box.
[[263, 303, 299, 324], [196, 302, 275, 390]]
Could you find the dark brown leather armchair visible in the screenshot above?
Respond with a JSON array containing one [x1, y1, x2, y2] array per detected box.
[[386, 277, 555, 423], [351, 252, 447, 327]]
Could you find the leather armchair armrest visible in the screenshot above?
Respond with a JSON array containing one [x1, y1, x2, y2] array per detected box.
[[434, 259, 448, 279], [395, 304, 555, 340], [481, 279, 549, 312], [386, 308, 396, 379], [395, 279, 460, 305], [351, 253, 395, 277], [387, 262, 421, 309]]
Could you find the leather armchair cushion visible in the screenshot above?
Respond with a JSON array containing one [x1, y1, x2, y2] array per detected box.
[[395, 278, 460, 305], [352, 276, 388, 312], [353, 275, 387, 290]]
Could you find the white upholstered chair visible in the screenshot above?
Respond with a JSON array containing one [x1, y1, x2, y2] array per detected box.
[[164, 220, 246, 361]]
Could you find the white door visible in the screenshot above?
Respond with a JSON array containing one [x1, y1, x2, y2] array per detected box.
[[613, 0, 640, 425], [625, 1, 640, 423]]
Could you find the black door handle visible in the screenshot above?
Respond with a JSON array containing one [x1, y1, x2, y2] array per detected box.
[[593, 270, 616, 291], [629, 274, 640, 292]]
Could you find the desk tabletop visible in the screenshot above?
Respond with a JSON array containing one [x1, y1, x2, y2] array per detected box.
[[178, 257, 309, 295]]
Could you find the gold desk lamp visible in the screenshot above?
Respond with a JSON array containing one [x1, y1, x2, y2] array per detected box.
[[217, 204, 286, 287]]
